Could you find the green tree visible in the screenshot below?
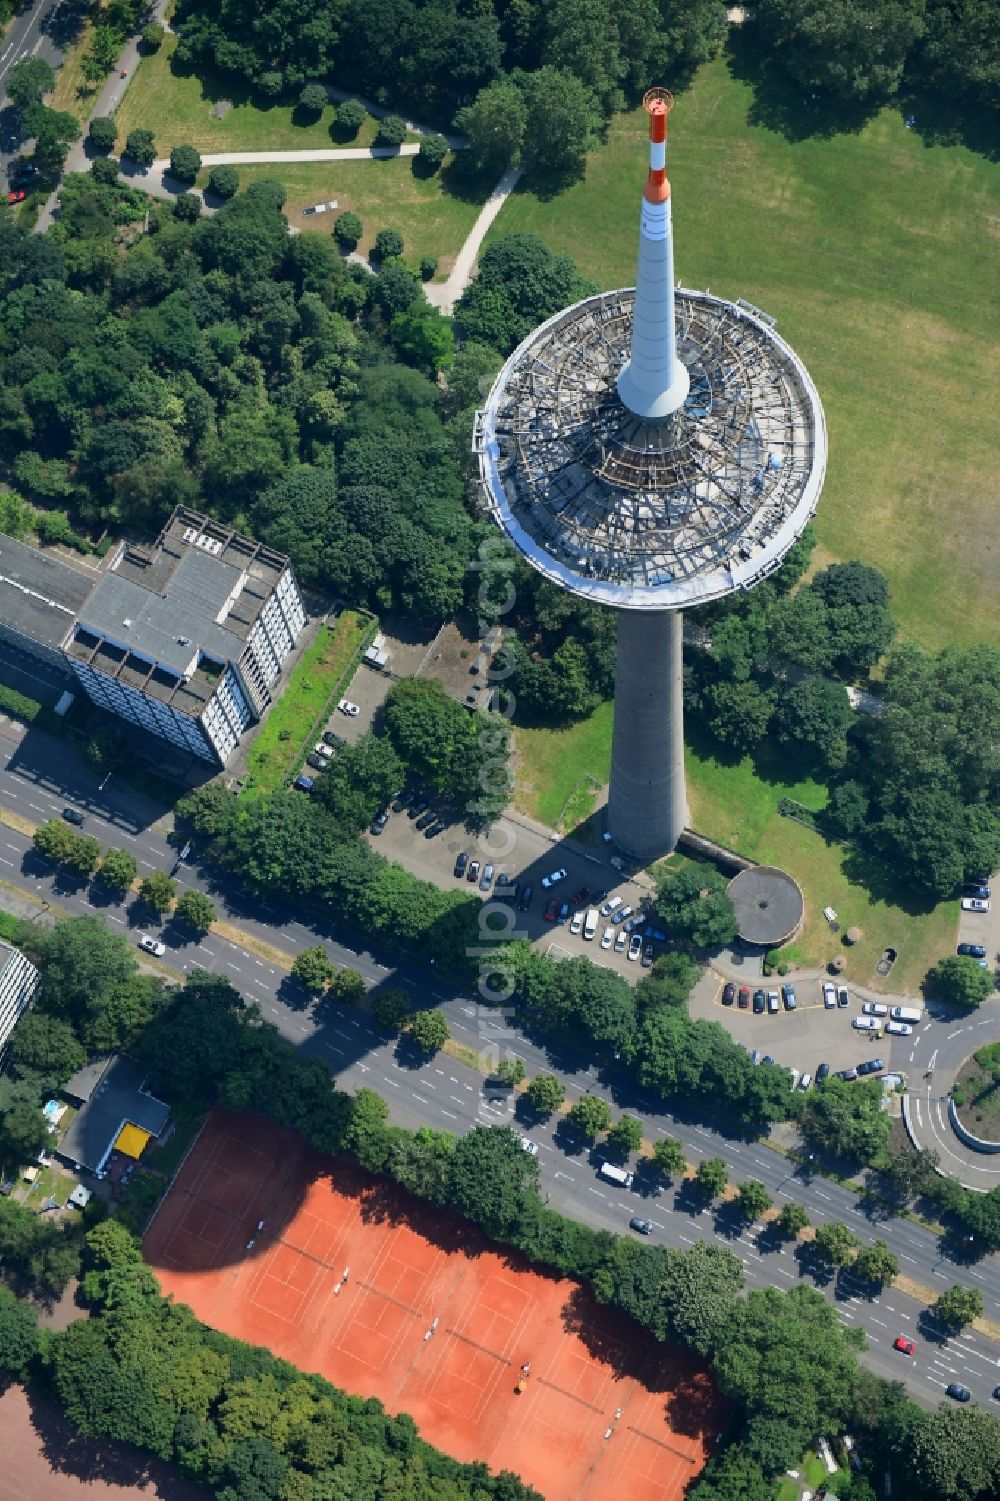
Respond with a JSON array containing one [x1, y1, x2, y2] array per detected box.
[[124, 129, 157, 168], [909, 1403, 1000, 1501], [606, 1114, 642, 1156], [64, 834, 102, 878], [775, 674, 853, 767], [934, 1283, 983, 1330], [518, 66, 601, 185], [649, 1136, 686, 1179], [661, 1240, 745, 1357], [526, 1073, 565, 1114], [375, 114, 407, 148], [798, 1075, 891, 1167], [696, 1155, 728, 1200], [328, 968, 365, 1004], [736, 1180, 773, 1221], [291, 946, 335, 992], [138, 871, 176, 915], [455, 232, 596, 355], [98, 848, 137, 896], [812, 1220, 859, 1267], [417, 133, 448, 170], [454, 77, 527, 176], [853, 1239, 899, 1286], [33, 820, 77, 864], [447, 1125, 539, 1238], [755, 0, 926, 103], [6, 57, 54, 109], [373, 988, 409, 1031], [8, 1011, 85, 1084], [169, 145, 202, 183], [776, 1201, 809, 1237], [407, 1009, 449, 1054], [390, 303, 455, 376], [702, 677, 776, 754], [208, 164, 240, 199], [635, 951, 700, 1012], [89, 116, 117, 153], [653, 863, 738, 951], [298, 83, 327, 116], [926, 954, 995, 1009], [374, 227, 404, 260], [333, 210, 363, 248], [141, 21, 165, 50], [36, 917, 139, 1032], [0, 1286, 39, 1376], [344, 1086, 390, 1168], [567, 1094, 611, 1139], [174, 890, 216, 933], [335, 99, 367, 136], [0, 1078, 49, 1164], [495, 1057, 525, 1087]]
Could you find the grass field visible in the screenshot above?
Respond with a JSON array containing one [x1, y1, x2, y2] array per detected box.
[[489, 54, 1000, 653], [208, 158, 486, 271], [514, 710, 956, 992], [114, 33, 421, 156], [48, 10, 101, 124], [242, 610, 370, 794]]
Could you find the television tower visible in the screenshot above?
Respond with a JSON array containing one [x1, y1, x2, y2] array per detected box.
[[475, 90, 826, 863]]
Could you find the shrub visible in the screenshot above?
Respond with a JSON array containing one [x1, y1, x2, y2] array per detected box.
[[375, 113, 407, 148], [259, 70, 283, 99], [140, 21, 164, 51], [335, 99, 367, 137], [124, 129, 156, 168], [88, 115, 116, 153], [418, 133, 448, 170], [419, 254, 438, 281], [169, 144, 202, 183], [207, 164, 239, 199], [333, 210, 362, 249], [374, 227, 404, 261], [172, 192, 201, 222], [90, 156, 119, 185], [298, 82, 327, 116]]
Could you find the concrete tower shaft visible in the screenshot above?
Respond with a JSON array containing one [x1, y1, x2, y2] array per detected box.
[[616, 88, 690, 421], [607, 609, 687, 858]]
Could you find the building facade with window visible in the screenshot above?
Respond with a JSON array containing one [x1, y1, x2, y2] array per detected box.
[[0, 942, 41, 1059]]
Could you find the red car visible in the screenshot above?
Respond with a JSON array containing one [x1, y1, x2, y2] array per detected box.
[[893, 1336, 915, 1356], [570, 887, 592, 907], [738, 986, 750, 1009], [6, 189, 27, 204], [543, 897, 560, 922]]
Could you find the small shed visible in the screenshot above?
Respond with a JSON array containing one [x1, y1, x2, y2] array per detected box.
[[68, 1184, 93, 1210]]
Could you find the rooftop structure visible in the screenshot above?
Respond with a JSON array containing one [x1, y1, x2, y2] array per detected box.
[[476, 90, 827, 859], [57, 1055, 170, 1178]]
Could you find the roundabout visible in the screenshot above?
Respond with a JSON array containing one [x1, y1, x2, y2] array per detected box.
[[901, 998, 1000, 1190]]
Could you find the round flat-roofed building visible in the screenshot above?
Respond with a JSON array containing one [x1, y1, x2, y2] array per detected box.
[[475, 89, 827, 862], [727, 865, 805, 948]]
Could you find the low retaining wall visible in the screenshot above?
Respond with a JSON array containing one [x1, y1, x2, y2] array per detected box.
[[948, 1096, 1000, 1154], [679, 828, 754, 873]]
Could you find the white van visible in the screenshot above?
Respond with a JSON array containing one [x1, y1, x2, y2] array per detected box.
[[853, 1016, 882, 1033], [584, 909, 599, 941], [889, 1006, 921, 1024], [598, 1162, 634, 1188]]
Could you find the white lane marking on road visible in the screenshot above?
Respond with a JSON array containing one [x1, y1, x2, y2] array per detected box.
[[0, 857, 11, 866], [871, 1317, 888, 1328], [814, 1190, 833, 1201], [422, 1080, 437, 1090], [933, 1269, 948, 1279], [412, 1094, 430, 1106], [440, 1109, 458, 1120], [589, 1187, 606, 1198], [554, 1170, 576, 1182], [226, 962, 242, 973], [109, 914, 123, 923], [900, 1253, 918, 1264]]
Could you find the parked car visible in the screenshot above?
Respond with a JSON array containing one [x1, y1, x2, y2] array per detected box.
[[958, 943, 988, 958], [6, 189, 26, 204], [641, 944, 654, 967], [761, 1055, 774, 1066], [767, 990, 779, 1014], [138, 935, 166, 957], [893, 1336, 916, 1356], [616, 905, 634, 926], [570, 911, 585, 936], [323, 730, 343, 749], [601, 926, 614, 949], [517, 884, 533, 911], [306, 752, 326, 770], [408, 800, 428, 820], [750, 1049, 762, 1064], [798, 1072, 812, 1091], [837, 986, 850, 1007], [629, 1217, 653, 1235], [370, 810, 388, 835], [542, 868, 567, 889], [454, 852, 469, 878], [946, 1384, 972, 1403], [856, 1057, 885, 1076], [627, 933, 643, 961], [479, 863, 495, 892], [816, 1062, 830, 1082], [424, 819, 445, 839], [570, 887, 592, 907], [788, 1067, 800, 1090], [752, 988, 765, 1014], [414, 810, 435, 831], [557, 903, 570, 924], [781, 983, 797, 1010], [392, 790, 413, 813], [466, 860, 480, 884], [853, 1016, 882, 1033], [292, 774, 314, 792], [885, 1021, 912, 1036], [722, 983, 736, 1006], [738, 986, 750, 1009], [313, 741, 333, 759], [963, 883, 991, 899], [614, 930, 626, 954], [543, 898, 560, 922], [495, 875, 518, 899], [862, 1001, 889, 1017], [520, 1137, 539, 1156], [836, 1066, 859, 1082], [962, 897, 991, 913], [600, 895, 623, 918], [822, 982, 837, 1009], [337, 698, 360, 716], [62, 807, 86, 825]]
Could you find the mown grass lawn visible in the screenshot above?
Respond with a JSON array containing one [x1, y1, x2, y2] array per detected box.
[[114, 33, 421, 156], [242, 611, 370, 794], [514, 706, 957, 993], [211, 158, 486, 273], [490, 53, 1000, 653]]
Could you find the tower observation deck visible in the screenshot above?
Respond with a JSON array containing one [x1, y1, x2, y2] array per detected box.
[[475, 89, 827, 861]]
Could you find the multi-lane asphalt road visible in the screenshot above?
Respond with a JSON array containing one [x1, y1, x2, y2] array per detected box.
[[1, 714, 999, 1409], [0, 0, 77, 182]]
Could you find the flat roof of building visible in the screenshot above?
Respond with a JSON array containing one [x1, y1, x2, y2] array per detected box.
[[57, 1055, 169, 1175], [0, 535, 95, 650]]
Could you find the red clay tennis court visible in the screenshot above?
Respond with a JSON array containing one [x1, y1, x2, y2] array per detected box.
[[144, 1112, 722, 1501]]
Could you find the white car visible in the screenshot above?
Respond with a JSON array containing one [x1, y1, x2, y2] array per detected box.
[[569, 911, 584, 936], [614, 929, 627, 953], [853, 1016, 882, 1032], [338, 698, 360, 716], [822, 982, 837, 1009], [788, 1067, 800, 1090], [138, 935, 166, 957], [600, 894, 623, 918], [962, 897, 991, 913], [601, 926, 614, 950], [798, 1072, 812, 1091], [862, 1001, 888, 1017], [313, 741, 334, 758], [520, 1137, 539, 1156], [885, 1020, 912, 1036], [541, 868, 567, 889], [627, 933, 643, 961]]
